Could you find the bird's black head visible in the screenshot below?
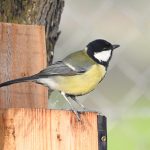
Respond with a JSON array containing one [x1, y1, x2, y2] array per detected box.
[[86, 39, 120, 68]]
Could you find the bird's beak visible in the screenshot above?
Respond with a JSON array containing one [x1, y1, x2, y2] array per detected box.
[[112, 44, 120, 50]]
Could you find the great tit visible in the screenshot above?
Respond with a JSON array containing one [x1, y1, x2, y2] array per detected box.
[[0, 39, 119, 120]]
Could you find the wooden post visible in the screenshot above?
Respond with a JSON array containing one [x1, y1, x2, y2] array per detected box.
[[0, 23, 48, 108], [0, 23, 107, 150], [0, 109, 105, 150]]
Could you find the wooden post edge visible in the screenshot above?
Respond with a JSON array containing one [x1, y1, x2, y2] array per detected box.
[[97, 114, 107, 150], [0, 108, 107, 150]]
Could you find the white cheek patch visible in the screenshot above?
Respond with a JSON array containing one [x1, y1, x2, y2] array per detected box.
[[94, 50, 111, 62]]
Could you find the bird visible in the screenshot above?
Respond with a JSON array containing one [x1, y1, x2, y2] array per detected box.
[[0, 39, 120, 120]]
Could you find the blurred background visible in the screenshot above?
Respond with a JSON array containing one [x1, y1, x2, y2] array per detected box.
[[49, 0, 150, 149]]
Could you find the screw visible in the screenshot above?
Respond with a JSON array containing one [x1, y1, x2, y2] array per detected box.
[[101, 136, 106, 142]]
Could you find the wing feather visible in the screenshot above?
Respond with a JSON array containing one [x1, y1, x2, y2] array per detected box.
[[35, 61, 85, 77]]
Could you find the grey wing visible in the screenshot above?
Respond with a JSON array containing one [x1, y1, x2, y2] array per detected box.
[[35, 61, 85, 77]]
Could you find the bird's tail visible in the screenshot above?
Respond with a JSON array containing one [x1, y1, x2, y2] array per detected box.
[[0, 75, 37, 88]]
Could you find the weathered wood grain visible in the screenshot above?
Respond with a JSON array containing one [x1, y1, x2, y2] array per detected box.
[[0, 108, 99, 150], [0, 23, 48, 108]]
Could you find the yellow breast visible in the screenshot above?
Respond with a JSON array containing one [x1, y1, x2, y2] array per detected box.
[[54, 64, 106, 95]]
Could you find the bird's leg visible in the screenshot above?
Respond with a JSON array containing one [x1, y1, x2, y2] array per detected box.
[[69, 95, 86, 110], [61, 92, 80, 121]]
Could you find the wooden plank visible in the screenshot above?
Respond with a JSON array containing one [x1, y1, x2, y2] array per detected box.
[[0, 108, 99, 150], [0, 23, 48, 108]]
